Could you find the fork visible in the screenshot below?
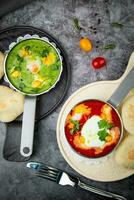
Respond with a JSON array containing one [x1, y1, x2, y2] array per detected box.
[[27, 162, 127, 200]]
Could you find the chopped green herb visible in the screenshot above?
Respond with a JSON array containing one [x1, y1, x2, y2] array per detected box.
[[70, 129, 75, 135], [73, 18, 83, 31], [31, 88, 40, 93], [98, 120, 108, 129], [19, 82, 25, 90], [107, 123, 113, 129], [17, 54, 23, 62], [41, 49, 49, 57], [100, 43, 116, 50], [111, 22, 124, 28], [98, 119, 113, 129], [15, 66, 21, 71], [98, 129, 109, 141], [25, 46, 30, 51], [51, 65, 59, 70], [10, 65, 21, 73], [70, 119, 80, 135], [97, 119, 113, 141]]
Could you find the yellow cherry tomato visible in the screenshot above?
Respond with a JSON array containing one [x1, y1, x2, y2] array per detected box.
[[42, 52, 56, 66], [79, 37, 93, 52]]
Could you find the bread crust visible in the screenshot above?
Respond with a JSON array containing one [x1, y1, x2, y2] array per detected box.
[[0, 86, 24, 122], [115, 135, 134, 169], [122, 95, 134, 135], [0, 51, 5, 79]]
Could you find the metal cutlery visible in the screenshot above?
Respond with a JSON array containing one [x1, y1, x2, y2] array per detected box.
[[27, 162, 127, 200]]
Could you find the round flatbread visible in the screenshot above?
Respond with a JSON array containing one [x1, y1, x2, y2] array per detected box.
[[115, 135, 134, 169], [122, 95, 134, 135], [0, 51, 5, 79], [0, 86, 24, 122]]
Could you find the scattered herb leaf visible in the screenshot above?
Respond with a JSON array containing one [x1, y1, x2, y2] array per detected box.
[[73, 18, 83, 31], [111, 22, 124, 28], [100, 43, 116, 50], [98, 129, 109, 141], [70, 119, 80, 135]]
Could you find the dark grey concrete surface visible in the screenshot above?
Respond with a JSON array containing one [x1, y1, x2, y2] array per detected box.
[[0, 0, 134, 199]]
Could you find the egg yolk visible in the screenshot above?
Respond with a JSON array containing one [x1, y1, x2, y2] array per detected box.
[[26, 59, 41, 74], [19, 49, 29, 57], [31, 64, 40, 73], [11, 70, 21, 78], [32, 80, 42, 88], [42, 52, 56, 66]]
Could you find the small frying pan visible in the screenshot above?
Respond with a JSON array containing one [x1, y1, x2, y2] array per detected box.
[[64, 66, 134, 159], [4, 34, 63, 157]]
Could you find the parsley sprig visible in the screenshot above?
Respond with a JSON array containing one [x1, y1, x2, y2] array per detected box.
[[70, 119, 80, 135], [97, 120, 113, 141], [98, 129, 109, 141], [98, 120, 113, 129]]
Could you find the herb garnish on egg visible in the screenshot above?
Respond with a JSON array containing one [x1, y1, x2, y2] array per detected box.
[[97, 119, 113, 141], [98, 119, 113, 129]]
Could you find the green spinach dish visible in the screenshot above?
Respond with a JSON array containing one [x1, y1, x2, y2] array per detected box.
[[5, 39, 62, 95]]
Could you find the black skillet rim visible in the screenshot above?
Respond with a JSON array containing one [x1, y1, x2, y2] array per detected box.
[[0, 25, 71, 122]]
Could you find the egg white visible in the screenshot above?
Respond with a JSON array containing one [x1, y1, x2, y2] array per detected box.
[[81, 115, 105, 147], [72, 113, 82, 120], [26, 58, 41, 73]]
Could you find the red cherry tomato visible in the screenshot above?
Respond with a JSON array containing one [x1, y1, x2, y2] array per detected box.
[[92, 57, 106, 69]]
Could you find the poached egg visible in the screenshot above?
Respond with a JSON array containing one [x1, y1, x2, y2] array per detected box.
[[81, 115, 105, 147], [26, 57, 41, 74]]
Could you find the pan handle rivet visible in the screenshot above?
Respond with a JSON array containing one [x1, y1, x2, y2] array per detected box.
[[23, 147, 30, 154]]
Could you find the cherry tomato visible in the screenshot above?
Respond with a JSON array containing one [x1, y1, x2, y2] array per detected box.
[[79, 38, 92, 52], [92, 57, 106, 69]]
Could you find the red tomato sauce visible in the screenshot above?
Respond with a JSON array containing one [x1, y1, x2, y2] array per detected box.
[[65, 100, 121, 158]]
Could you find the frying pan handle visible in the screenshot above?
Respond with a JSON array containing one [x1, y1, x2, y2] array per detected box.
[[107, 67, 134, 107], [20, 96, 36, 157]]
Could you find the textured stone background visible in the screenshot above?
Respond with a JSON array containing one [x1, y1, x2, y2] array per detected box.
[[0, 0, 134, 199]]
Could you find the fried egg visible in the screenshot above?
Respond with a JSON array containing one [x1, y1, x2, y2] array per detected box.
[[81, 115, 105, 147]]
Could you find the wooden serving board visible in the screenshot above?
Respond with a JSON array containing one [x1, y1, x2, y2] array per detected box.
[[56, 52, 134, 182]]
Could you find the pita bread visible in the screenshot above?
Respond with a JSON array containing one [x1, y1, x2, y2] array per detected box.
[[115, 135, 134, 169], [122, 95, 134, 135], [0, 51, 5, 79], [0, 86, 24, 122]]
